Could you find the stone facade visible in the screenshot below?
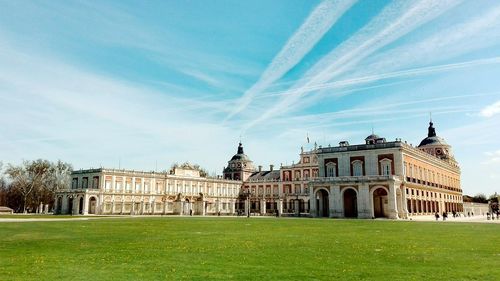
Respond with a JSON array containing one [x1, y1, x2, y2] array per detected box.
[[56, 121, 463, 219], [309, 122, 462, 219], [55, 166, 241, 216]]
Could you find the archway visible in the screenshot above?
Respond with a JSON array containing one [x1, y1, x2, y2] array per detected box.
[[88, 197, 97, 214], [373, 188, 388, 218], [343, 188, 358, 218], [68, 198, 74, 215], [56, 197, 62, 214], [316, 189, 329, 217], [78, 197, 84, 215]]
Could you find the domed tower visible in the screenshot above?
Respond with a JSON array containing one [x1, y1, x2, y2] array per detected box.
[[223, 142, 255, 181], [418, 121, 456, 164]]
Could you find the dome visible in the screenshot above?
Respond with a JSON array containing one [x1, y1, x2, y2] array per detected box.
[[365, 134, 380, 140], [418, 121, 448, 147], [230, 142, 250, 161], [418, 135, 448, 147], [231, 154, 250, 161]]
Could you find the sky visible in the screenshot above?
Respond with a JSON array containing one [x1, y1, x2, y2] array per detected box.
[[0, 0, 499, 196]]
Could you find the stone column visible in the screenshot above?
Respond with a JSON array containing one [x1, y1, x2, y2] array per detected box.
[[388, 181, 398, 219], [358, 183, 371, 219], [163, 201, 167, 215], [294, 199, 300, 216], [83, 194, 89, 215], [277, 199, 283, 217], [399, 185, 408, 219], [331, 185, 342, 218], [244, 199, 249, 217], [309, 183, 316, 217], [260, 199, 266, 215], [131, 200, 135, 215], [230, 200, 235, 215]]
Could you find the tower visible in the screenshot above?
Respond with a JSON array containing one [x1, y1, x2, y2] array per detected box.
[[418, 120, 457, 165], [223, 142, 255, 181]]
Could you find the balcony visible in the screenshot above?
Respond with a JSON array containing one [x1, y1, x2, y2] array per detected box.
[[311, 175, 399, 183]]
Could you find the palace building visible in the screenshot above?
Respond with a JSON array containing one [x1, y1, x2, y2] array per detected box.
[[56, 121, 463, 219], [309, 121, 462, 219], [55, 163, 241, 215]]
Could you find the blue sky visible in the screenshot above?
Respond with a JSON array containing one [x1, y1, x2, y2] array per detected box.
[[1, 0, 500, 196]]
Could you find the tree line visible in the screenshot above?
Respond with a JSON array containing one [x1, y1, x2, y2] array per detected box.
[[0, 159, 72, 213]]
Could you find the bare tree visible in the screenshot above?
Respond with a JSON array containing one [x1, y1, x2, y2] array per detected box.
[[6, 160, 51, 213]]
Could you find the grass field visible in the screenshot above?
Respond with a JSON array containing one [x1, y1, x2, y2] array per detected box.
[[0, 217, 499, 280]]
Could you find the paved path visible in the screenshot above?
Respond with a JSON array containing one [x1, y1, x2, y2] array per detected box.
[[407, 214, 500, 224], [1, 214, 499, 223]]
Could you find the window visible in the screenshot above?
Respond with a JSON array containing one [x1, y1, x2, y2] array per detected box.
[[72, 178, 78, 189], [116, 181, 122, 191], [380, 159, 392, 176], [126, 181, 132, 192], [105, 180, 111, 191], [82, 177, 88, 189], [326, 163, 336, 177], [92, 176, 99, 189], [352, 161, 363, 176]]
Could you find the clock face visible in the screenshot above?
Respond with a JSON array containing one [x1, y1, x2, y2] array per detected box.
[[237, 163, 241, 168]]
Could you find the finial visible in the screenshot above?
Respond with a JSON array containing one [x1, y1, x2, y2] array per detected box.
[[371, 124, 374, 135]]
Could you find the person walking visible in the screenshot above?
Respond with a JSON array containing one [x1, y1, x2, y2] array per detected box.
[[435, 212, 440, 221]]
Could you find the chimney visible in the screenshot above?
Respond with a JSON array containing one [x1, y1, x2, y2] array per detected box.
[[270, 164, 274, 171], [258, 165, 262, 172]]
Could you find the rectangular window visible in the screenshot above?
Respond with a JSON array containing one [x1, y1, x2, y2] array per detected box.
[[72, 178, 78, 189]]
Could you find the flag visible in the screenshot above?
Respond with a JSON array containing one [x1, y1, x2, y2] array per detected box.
[[307, 133, 310, 143]]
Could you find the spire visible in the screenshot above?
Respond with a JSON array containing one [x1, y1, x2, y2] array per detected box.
[[237, 142, 244, 154], [428, 120, 436, 137]]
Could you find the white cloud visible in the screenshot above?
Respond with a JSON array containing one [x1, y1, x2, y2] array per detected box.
[[225, 0, 357, 120], [244, 0, 462, 130], [480, 100, 500, 117]]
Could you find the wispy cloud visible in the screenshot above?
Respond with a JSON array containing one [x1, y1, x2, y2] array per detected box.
[[480, 100, 500, 117], [254, 57, 500, 99], [225, 0, 357, 120], [244, 0, 462, 130], [483, 150, 500, 164], [359, 3, 500, 76]]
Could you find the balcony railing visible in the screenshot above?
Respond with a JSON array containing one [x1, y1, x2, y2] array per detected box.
[[311, 175, 399, 183]]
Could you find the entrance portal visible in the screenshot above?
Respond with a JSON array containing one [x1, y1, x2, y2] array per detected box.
[[373, 188, 388, 218], [316, 189, 329, 217], [78, 197, 84, 215], [88, 197, 97, 214], [68, 198, 74, 215], [343, 189, 358, 218]]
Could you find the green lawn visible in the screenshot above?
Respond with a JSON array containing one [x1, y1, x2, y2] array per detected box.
[[0, 217, 499, 280]]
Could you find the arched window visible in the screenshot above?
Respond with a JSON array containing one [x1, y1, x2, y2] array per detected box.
[[326, 163, 336, 177], [379, 159, 392, 176], [352, 161, 363, 176]]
